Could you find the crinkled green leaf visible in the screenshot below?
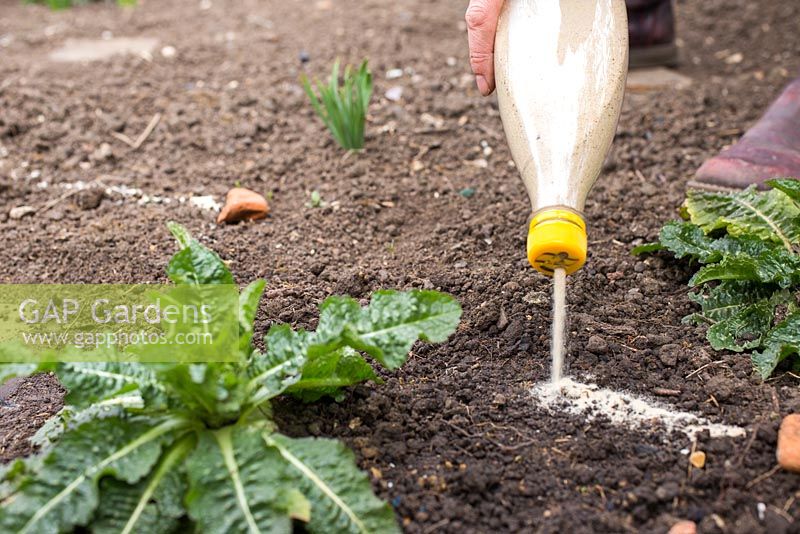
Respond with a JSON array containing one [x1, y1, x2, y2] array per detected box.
[[0, 415, 188, 534], [638, 179, 800, 378], [166, 222, 234, 286], [353, 290, 462, 368], [650, 221, 785, 265], [705, 300, 778, 352], [311, 296, 362, 355], [91, 437, 192, 534], [54, 362, 169, 410], [766, 178, 800, 207], [239, 280, 266, 357], [685, 281, 775, 324], [159, 364, 246, 428], [711, 234, 783, 257], [689, 248, 800, 287], [245, 325, 310, 408], [752, 312, 800, 379], [30, 401, 143, 451], [185, 426, 302, 534], [286, 347, 378, 402], [630, 242, 663, 256], [1, 459, 27, 501], [656, 221, 721, 262], [265, 434, 400, 534], [310, 290, 462, 369], [684, 187, 800, 250]]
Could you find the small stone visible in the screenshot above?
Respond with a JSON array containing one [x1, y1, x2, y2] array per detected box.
[[91, 142, 113, 161], [386, 68, 403, 80], [655, 481, 679, 501], [668, 520, 697, 534], [9, 206, 35, 220], [689, 450, 706, 469], [464, 158, 488, 169], [190, 195, 221, 212], [216, 187, 269, 224], [777, 414, 800, 472], [658, 344, 680, 367], [298, 50, 310, 64], [725, 52, 743, 64], [496, 307, 509, 330], [160, 45, 176, 58], [586, 335, 608, 355], [384, 86, 403, 102], [458, 187, 475, 198], [361, 447, 379, 459], [46, 210, 64, 221], [624, 288, 643, 302], [420, 113, 444, 129], [75, 188, 105, 210], [492, 393, 507, 406]]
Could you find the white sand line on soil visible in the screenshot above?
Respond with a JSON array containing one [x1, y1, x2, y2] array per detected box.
[[532, 378, 746, 439], [49, 37, 159, 63], [53, 180, 221, 211]]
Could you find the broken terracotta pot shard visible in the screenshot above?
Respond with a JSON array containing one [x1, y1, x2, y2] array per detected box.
[[216, 187, 269, 224]]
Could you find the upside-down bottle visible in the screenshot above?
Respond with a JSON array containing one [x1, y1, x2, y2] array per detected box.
[[494, 0, 628, 276]]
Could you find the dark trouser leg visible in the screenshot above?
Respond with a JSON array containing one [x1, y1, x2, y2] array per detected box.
[[626, 0, 679, 68]]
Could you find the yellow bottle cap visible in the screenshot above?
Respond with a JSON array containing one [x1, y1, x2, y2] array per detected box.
[[527, 208, 587, 276]]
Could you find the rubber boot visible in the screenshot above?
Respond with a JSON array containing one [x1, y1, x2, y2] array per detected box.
[[692, 77, 800, 191]]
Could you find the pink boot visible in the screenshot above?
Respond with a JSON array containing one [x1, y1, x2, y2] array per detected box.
[[693, 77, 800, 190]]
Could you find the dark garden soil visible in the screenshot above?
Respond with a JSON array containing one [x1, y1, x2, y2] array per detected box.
[[1, 0, 800, 532]]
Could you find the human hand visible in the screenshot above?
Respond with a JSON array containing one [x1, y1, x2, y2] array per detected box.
[[465, 0, 505, 96]]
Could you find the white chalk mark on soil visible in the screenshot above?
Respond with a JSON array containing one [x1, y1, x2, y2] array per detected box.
[[49, 37, 159, 62], [54, 180, 220, 211], [533, 378, 746, 439]]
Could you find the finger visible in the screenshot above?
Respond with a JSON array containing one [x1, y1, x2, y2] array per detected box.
[[465, 0, 504, 96]]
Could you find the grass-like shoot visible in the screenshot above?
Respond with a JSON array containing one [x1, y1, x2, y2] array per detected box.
[[302, 60, 372, 150]]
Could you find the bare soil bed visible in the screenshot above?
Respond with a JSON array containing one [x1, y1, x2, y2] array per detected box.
[[1, 0, 800, 532]]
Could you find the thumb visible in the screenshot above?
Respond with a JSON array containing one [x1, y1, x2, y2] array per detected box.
[[465, 0, 504, 96]]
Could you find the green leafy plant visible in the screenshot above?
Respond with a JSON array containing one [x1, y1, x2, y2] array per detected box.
[[0, 222, 462, 533], [633, 179, 800, 378], [302, 60, 372, 150], [24, 0, 135, 9]]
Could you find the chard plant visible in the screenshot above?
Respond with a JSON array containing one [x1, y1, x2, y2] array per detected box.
[[302, 60, 372, 150], [0, 222, 462, 533], [634, 179, 800, 378]]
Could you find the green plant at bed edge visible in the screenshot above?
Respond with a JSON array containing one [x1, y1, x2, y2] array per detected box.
[[0, 222, 462, 533], [633, 178, 800, 379]]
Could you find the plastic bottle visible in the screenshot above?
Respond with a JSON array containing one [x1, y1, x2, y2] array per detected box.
[[494, 0, 628, 276]]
